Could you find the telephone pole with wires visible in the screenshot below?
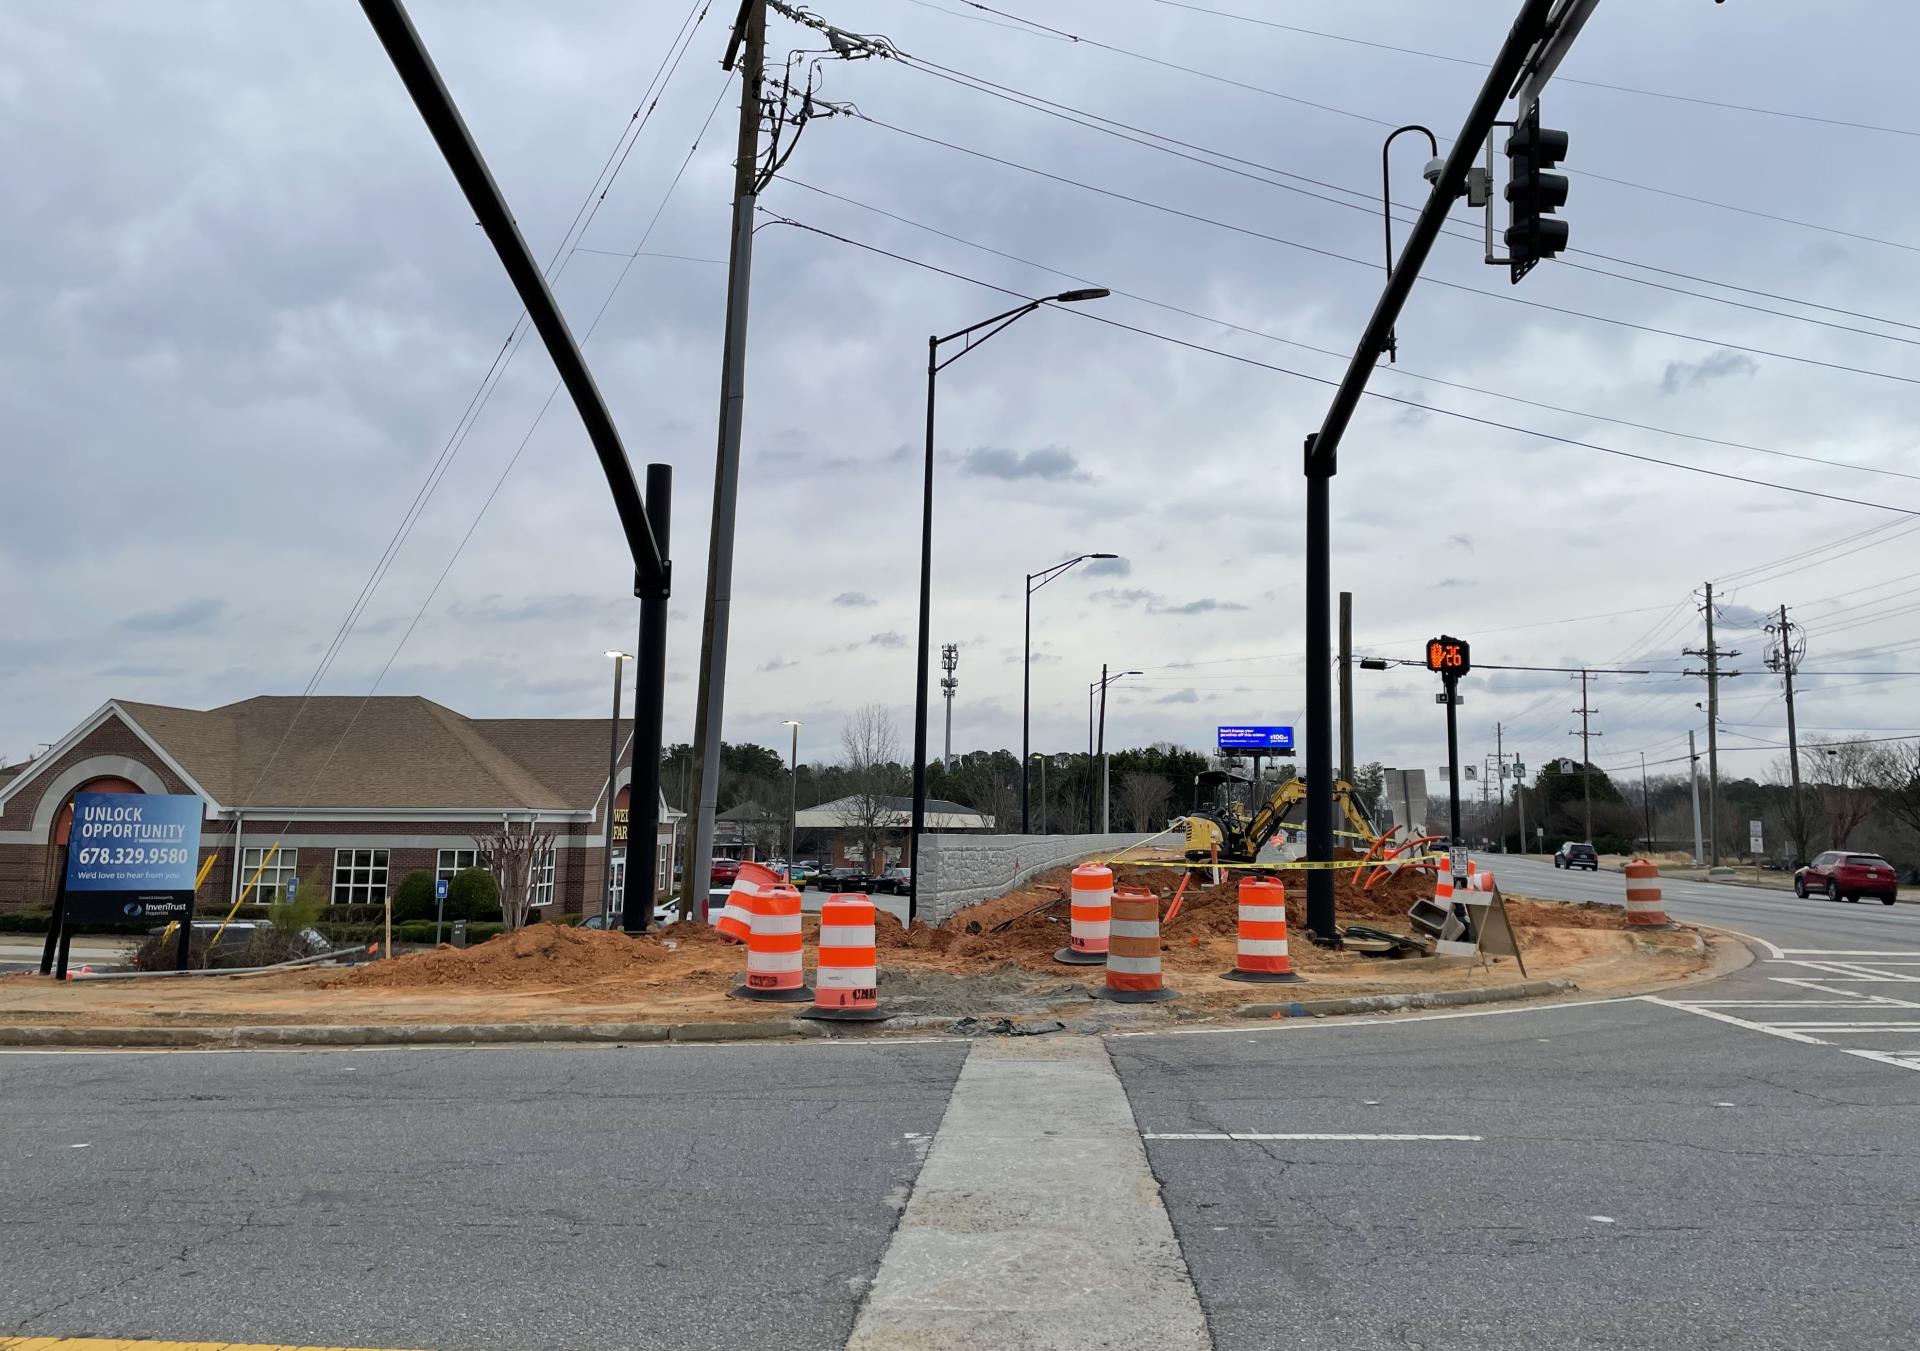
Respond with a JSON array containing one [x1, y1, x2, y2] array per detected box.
[[1683, 582, 1741, 866], [1766, 604, 1807, 863], [684, 0, 887, 919], [1570, 670, 1601, 841]]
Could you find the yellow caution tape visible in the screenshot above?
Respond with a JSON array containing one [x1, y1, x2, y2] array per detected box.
[[1112, 853, 1450, 874]]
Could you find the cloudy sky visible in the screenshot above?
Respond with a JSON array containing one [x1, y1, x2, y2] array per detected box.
[[4, 0, 1918, 799]]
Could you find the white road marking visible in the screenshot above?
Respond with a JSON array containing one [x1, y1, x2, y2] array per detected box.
[[1641, 996, 1833, 1046], [1106, 995, 1635, 1038], [1145, 1132, 1482, 1142], [1772, 978, 1920, 1006], [1588, 1215, 1616, 1224], [1779, 949, 1920, 956], [1713, 927, 1788, 959]]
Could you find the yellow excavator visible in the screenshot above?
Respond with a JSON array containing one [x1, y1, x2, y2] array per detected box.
[[1184, 773, 1376, 865]]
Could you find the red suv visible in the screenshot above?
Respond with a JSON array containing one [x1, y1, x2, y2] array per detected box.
[[1795, 851, 1899, 905], [710, 858, 742, 886]]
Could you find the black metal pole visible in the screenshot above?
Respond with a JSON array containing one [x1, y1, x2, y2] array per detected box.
[[1305, 444, 1335, 940], [626, 463, 672, 934], [1021, 576, 1032, 834], [1087, 684, 1096, 833], [909, 340, 936, 924], [1300, 0, 1556, 941], [603, 654, 624, 922], [174, 892, 195, 972], [39, 846, 67, 976], [1445, 671, 1463, 855], [1096, 662, 1109, 834]]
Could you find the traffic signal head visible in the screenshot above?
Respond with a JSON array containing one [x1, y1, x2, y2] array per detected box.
[[1504, 103, 1569, 282]]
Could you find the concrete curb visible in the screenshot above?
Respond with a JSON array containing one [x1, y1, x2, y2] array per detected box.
[[1236, 978, 1576, 1020], [0, 1018, 832, 1049]]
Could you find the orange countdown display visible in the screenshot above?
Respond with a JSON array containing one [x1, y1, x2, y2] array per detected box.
[[1425, 635, 1470, 675]]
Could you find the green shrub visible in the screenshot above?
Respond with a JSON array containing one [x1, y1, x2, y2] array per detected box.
[[391, 870, 437, 922], [448, 866, 500, 921]]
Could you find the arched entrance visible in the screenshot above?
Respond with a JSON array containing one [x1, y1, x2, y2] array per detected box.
[[44, 776, 144, 908]]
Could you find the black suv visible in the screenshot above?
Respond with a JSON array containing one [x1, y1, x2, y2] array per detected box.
[[810, 866, 869, 892], [1554, 841, 1600, 871]]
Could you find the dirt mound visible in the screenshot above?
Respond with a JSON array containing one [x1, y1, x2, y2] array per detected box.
[[325, 924, 684, 990]]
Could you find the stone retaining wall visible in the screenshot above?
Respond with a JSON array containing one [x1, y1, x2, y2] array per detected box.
[[916, 833, 1145, 925]]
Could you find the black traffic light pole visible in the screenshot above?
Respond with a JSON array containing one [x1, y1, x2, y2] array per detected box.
[[358, 0, 676, 930], [1301, 0, 1557, 944]]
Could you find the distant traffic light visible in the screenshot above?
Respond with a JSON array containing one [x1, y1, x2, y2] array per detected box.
[[1504, 102, 1569, 282]]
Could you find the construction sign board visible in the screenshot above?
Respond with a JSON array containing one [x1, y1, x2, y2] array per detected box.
[[62, 792, 203, 923]]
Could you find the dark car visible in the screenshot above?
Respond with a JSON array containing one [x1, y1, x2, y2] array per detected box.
[[1796, 851, 1899, 905], [1554, 841, 1599, 871], [871, 867, 912, 895], [810, 866, 869, 892]]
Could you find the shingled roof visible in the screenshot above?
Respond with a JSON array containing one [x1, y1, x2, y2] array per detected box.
[[79, 697, 645, 814]]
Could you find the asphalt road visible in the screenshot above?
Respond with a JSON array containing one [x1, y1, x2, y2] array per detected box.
[[7, 862, 1920, 1350]]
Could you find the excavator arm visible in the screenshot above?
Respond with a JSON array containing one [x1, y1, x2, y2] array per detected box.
[[1183, 776, 1377, 864]]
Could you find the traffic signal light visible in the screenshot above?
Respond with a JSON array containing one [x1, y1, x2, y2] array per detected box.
[[1504, 102, 1569, 282]]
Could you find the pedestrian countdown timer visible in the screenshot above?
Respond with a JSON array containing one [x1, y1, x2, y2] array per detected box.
[[1426, 636, 1470, 676]]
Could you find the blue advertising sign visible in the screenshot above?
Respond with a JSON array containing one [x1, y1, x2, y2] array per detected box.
[[1216, 725, 1295, 752], [63, 792, 203, 922]]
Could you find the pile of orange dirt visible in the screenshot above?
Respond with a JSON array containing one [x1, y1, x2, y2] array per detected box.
[[320, 923, 735, 991]]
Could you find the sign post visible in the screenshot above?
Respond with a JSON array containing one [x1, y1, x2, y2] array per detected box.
[[60, 792, 203, 977], [434, 876, 450, 947]]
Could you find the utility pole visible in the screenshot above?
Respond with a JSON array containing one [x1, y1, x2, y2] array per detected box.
[[1571, 670, 1600, 842], [1097, 662, 1111, 832], [1495, 721, 1507, 852], [1515, 779, 1528, 856], [684, 0, 766, 921], [1684, 582, 1740, 867], [1338, 591, 1355, 784], [1639, 749, 1652, 850], [1768, 604, 1805, 863], [1480, 752, 1493, 844], [1688, 729, 1704, 865], [940, 643, 959, 770]]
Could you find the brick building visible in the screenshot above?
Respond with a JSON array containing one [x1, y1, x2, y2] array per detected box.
[[0, 696, 679, 920]]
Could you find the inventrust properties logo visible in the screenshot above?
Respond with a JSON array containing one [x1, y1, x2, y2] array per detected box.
[[123, 902, 144, 917]]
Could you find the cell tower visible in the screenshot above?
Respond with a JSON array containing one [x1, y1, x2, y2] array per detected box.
[[940, 644, 959, 771]]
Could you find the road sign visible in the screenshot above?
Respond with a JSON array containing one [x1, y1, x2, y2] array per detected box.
[[436, 877, 449, 901], [1217, 725, 1294, 752], [1435, 691, 1465, 705], [1425, 635, 1471, 676], [1749, 819, 1764, 854], [1464, 765, 1477, 781], [286, 877, 298, 900], [1513, 761, 1526, 777], [63, 792, 203, 923]]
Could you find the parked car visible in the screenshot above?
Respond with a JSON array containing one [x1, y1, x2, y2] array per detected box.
[[785, 862, 818, 886], [1554, 841, 1599, 871], [810, 866, 869, 892], [710, 857, 742, 886], [871, 867, 912, 895], [1795, 851, 1899, 905]]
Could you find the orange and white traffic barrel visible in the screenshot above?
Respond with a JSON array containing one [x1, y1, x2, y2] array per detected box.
[[1222, 877, 1298, 983], [716, 860, 780, 944], [728, 882, 813, 1003], [1093, 887, 1175, 1003], [1625, 857, 1669, 927], [803, 893, 889, 1022], [1055, 863, 1113, 966]]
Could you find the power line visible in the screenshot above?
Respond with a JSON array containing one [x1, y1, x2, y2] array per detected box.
[[763, 211, 1920, 517], [1144, 0, 1920, 141], [779, 175, 1920, 489], [885, 50, 1920, 347], [921, 0, 1920, 256], [848, 112, 1920, 390]]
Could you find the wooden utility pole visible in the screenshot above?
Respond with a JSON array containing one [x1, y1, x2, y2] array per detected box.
[[1571, 670, 1600, 842], [1685, 583, 1740, 866]]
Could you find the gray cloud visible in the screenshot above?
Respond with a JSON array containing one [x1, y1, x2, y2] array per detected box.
[[1157, 598, 1248, 615], [758, 656, 799, 672], [865, 632, 905, 649], [1081, 555, 1130, 577], [832, 592, 877, 608], [1661, 349, 1759, 394], [957, 446, 1086, 481], [1447, 533, 1473, 551], [1155, 689, 1199, 704], [1435, 578, 1473, 589], [122, 598, 224, 633]]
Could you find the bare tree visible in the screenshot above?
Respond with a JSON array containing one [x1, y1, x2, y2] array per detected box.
[[834, 705, 907, 867], [1117, 770, 1171, 833], [1874, 741, 1920, 842], [475, 819, 556, 932], [1813, 737, 1881, 849], [1769, 754, 1822, 866]]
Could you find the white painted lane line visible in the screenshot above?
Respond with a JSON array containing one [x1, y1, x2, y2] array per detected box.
[[1714, 927, 1788, 959], [1145, 1132, 1482, 1142], [1641, 996, 1833, 1046], [1768, 1024, 1920, 1033], [1106, 995, 1636, 1038], [1777, 959, 1920, 982], [1772, 978, 1920, 1006], [1779, 949, 1920, 956], [1841, 1047, 1920, 1073], [1691, 1000, 1902, 1008]]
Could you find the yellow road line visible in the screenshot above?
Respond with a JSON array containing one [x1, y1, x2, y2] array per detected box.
[[0, 1339, 430, 1350]]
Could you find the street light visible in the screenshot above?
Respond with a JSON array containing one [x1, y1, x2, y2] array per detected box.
[[602, 649, 633, 924], [782, 720, 801, 884], [1024, 552, 1118, 834], [910, 287, 1110, 922], [1030, 751, 1049, 834], [1087, 667, 1142, 832]]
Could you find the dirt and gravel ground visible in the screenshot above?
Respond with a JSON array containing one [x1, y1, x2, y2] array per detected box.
[[0, 860, 1713, 1029]]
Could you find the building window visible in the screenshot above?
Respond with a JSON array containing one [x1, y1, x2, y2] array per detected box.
[[436, 848, 478, 886], [530, 851, 555, 908], [657, 847, 669, 892], [608, 852, 625, 918], [240, 846, 297, 903], [332, 848, 389, 905]]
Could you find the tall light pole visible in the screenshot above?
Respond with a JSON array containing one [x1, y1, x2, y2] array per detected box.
[[602, 649, 633, 921], [1087, 667, 1141, 833], [1024, 552, 1117, 834], [910, 287, 1109, 922], [782, 720, 801, 883], [1030, 752, 1048, 833]]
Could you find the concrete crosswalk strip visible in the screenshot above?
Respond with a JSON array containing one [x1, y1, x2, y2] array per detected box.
[[847, 1036, 1210, 1350]]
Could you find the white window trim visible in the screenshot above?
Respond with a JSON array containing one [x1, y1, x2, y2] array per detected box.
[[332, 847, 390, 906]]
